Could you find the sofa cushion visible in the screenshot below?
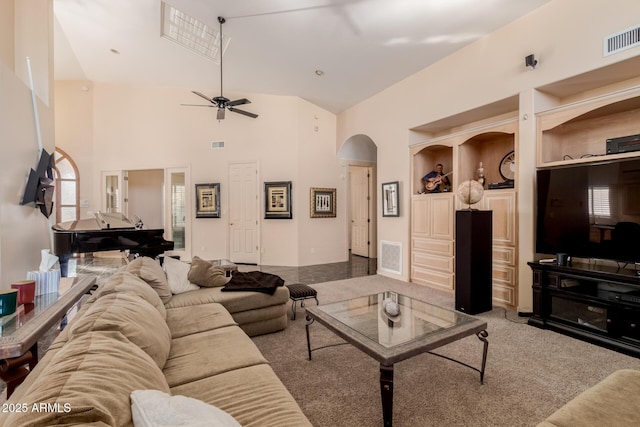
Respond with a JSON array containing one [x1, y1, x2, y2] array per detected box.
[[126, 256, 172, 303], [90, 270, 167, 319], [2, 330, 170, 427], [165, 303, 237, 339], [164, 285, 289, 313], [540, 369, 640, 427], [235, 312, 288, 337], [130, 389, 240, 427], [68, 292, 171, 369], [188, 256, 230, 287], [163, 256, 199, 294], [170, 363, 313, 427], [163, 326, 268, 388]]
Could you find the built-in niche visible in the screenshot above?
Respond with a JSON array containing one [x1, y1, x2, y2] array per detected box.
[[458, 132, 515, 188], [412, 145, 453, 194], [538, 93, 640, 166]]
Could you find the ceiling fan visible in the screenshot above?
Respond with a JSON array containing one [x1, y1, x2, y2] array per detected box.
[[184, 17, 258, 120]]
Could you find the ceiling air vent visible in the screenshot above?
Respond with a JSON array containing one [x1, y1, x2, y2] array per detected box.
[[604, 24, 640, 56]]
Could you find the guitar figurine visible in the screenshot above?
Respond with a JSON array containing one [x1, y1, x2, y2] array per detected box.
[[424, 171, 452, 192]]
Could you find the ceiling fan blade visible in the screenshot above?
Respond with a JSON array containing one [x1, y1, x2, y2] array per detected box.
[[192, 91, 214, 103], [229, 107, 258, 118], [227, 98, 251, 107], [217, 108, 226, 120], [181, 104, 215, 107]]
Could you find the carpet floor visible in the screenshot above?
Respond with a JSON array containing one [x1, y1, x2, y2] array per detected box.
[[4, 273, 639, 426], [251, 275, 640, 427]]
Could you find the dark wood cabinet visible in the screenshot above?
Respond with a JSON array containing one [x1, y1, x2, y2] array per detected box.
[[455, 210, 492, 314], [528, 261, 640, 357]]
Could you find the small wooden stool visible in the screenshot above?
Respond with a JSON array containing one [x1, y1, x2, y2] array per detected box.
[[287, 284, 319, 320]]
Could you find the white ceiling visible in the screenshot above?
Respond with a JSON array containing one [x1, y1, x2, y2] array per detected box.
[[53, 0, 552, 114]]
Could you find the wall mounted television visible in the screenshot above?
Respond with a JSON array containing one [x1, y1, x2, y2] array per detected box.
[[536, 157, 640, 265]]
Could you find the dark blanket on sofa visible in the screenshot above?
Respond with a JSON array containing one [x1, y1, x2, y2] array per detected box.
[[222, 271, 284, 295]]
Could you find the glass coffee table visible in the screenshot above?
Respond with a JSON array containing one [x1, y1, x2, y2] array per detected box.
[[305, 291, 489, 427]]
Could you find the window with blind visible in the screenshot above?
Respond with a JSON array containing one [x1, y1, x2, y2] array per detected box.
[[588, 186, 611, 219]]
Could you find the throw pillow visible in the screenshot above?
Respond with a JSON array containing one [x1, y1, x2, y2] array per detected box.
[[131, 389, 240, 427], [163, 256, 199, 294], [188, 256, 230, 288], [125, 257, 173, 304]]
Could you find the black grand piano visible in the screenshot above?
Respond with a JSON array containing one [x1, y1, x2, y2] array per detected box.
[[52, 212, 174, 276]]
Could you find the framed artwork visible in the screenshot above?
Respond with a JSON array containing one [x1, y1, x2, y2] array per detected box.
[[382, 181, 399, 217], [264, 181, 293, 219], [195, 183, 220, 218], [310, 187, 336, 218]]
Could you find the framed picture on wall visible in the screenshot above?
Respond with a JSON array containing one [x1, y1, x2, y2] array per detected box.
[[195, 183, 220, 218], [382, 181, 399, 217], [264, 181, 293, 219], [310, 187, 336, 218]]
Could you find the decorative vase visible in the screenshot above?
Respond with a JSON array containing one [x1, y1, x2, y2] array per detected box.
[[477, 162, 486, 188]]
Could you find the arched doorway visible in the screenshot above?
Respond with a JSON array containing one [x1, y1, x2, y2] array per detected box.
[[338, 135, 377, 260]]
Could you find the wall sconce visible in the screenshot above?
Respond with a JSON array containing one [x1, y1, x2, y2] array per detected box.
[[525, 54, 538, 70]]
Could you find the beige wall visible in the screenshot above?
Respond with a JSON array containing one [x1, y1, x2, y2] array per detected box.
[[0, 0, 55, 288], [54, 80, 93, 215], [0, 0, 15, 69], [127, 169, 164, 230], [336, 0, 640, 311], [54, 82, 343, 266], [14, 0, 53, 106]]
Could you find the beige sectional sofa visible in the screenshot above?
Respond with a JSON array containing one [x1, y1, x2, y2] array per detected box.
[[0, 257, 311, 427], [165, 284, 290, 337], [537, 369, 640, 427]]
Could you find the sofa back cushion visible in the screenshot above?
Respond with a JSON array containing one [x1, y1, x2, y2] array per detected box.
[[68, 292, 171, 369], [125, 257, 172, 304], [91, 270, 167, 319], [1, 330, 170, 427]]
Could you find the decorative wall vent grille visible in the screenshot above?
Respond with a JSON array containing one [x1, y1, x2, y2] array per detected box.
[[380, 240, 402, 275], [211, 141, 224, 149], [604, 25, 640, 56]]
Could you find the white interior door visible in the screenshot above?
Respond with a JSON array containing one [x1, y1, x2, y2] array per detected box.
[[350, 166, 370, 257], [228, 162, 259, 264]]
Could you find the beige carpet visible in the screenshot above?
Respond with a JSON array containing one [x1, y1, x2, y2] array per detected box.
[[251, 275, 640, 427]]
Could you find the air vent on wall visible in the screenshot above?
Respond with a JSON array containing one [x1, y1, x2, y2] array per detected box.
[[604, 24, 640, 56], [211, 141, 224, 149], [380, 240, 402, 275]]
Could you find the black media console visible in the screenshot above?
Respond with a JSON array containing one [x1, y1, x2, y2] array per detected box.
[[528, 261, 640, 358]]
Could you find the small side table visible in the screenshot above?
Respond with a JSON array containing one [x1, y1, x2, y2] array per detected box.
[[287, 284, 318, 320]]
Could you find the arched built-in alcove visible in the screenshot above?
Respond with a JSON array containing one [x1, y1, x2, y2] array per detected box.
[[338, 134, 378, 262]]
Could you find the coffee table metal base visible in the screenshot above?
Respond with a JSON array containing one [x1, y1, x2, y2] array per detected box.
[[305, 316, 489, 427]]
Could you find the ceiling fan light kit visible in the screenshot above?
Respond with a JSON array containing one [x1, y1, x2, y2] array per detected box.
[[185, 16, 258, 120]]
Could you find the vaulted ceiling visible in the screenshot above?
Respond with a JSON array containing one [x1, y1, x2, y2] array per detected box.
[[54, 0, 552, 113]]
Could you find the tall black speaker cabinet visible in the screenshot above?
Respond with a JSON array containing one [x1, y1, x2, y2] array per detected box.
[[455, 210, 492, 314]]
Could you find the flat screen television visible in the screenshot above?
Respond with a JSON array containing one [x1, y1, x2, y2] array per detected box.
[[536, 158, 640, 265]]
